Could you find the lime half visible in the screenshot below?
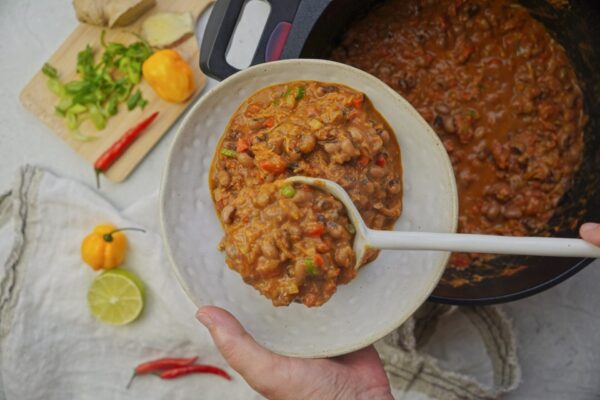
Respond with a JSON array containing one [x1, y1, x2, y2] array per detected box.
[[88, 269, 145, 326]]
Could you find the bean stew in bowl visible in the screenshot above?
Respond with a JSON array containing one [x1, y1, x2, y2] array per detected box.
[[160, 59, 457, 356], [210, 81, 403, 306]]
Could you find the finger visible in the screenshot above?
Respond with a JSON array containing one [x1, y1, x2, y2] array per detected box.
[[580, 223, 600, 247], [196, 306, 290, 393]]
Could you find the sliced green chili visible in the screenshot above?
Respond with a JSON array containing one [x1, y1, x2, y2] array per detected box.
[[220, 148, 237, 158]]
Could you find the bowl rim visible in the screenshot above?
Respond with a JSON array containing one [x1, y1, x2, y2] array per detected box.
[[159, 58, 458, 357]]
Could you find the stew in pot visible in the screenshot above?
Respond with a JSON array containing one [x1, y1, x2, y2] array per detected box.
[[210, 81, 403, 306], [331, 0, 587, 283]]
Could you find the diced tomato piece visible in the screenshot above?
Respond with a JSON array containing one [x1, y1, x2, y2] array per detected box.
[[314, 254, 325, 267], [259, 159, 286, 174], [306, 223, 325, 237], [247, 104, 260, 114], [375, 155, 386, 167], [358, 155, 370, 167], [236, 138, 249, 152], [450, 253, 471, 269], [263, 118, 274, 128], [352, 94, 364, 108]]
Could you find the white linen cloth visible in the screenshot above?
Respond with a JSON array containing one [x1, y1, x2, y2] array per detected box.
[[0, 166, 521, 399], [0, 166, 261, 400]]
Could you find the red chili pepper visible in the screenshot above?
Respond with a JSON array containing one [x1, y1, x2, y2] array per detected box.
[[135, 357, 198, 375], [375, 155, 386, 167], [236, 138, 249, 152], [159, 365, 232, 381], [94, 111, 159, 187], [127, 356, 197, 389]]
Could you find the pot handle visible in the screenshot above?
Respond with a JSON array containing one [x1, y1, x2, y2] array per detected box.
[[200, 0, 302, 81]]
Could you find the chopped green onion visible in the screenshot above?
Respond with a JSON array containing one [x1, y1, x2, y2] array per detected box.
[[65, 112, 78, 130], [280, 184, 296, 198], [304, 258, 319, 276], [42, 63, 58, 79], [68, 104, 87, 114], [72, 131, 98, 142], [42, 32, 153, 131], [65, 80, 88, 94], [295, 86, 305, 100], [46, 79, 65, 97], [88, 105, 106, 130], [106, 96, 118, 116], [220, 148, 237, 158], [127, 89, 142, 111], [347, 224, 356, 235]]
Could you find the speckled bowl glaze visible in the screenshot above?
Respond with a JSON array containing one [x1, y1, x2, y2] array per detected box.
[[160, 59, 458, 358]]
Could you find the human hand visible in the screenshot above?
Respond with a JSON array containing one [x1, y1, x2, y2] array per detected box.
[[580, 222, 600, 246], [196, 306, 393, 400]]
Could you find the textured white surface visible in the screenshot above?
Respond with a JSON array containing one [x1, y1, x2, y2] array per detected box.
[[160, 60, 458, 357], [1, 0, 599, 398]]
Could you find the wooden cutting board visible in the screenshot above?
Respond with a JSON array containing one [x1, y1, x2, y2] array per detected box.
[[20, 0, 212, 182]]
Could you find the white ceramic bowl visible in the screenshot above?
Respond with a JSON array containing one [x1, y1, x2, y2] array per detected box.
[[160, 59, 458, 358]]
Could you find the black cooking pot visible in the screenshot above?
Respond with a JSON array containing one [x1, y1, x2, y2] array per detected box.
[[200, 0, 600, 305]]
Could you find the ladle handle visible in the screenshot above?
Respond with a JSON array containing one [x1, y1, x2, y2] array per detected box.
[[366, 230, 600, 258]]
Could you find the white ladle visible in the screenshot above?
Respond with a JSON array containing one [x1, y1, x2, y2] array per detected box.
[[285, 176, 600, 269]]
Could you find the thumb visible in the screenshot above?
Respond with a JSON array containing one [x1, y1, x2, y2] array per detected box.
[[580, 223, 600, 247], [196, 306, 290, 393]]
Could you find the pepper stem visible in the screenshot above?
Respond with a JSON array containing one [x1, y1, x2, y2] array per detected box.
[[95, 169, 102, 189], [125, 370, 136, 390], [103, 227, 147, 242]]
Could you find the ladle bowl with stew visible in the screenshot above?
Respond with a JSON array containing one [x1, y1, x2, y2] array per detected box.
[[161, 59, 457, 357], [286, 176, 600, 270]]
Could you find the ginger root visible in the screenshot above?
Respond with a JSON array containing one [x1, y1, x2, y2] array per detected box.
[[141, 12, 194, 48], [73, 0, 156, 27]]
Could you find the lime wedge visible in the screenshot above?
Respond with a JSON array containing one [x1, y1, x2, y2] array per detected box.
[[87, 269, 145, 326]]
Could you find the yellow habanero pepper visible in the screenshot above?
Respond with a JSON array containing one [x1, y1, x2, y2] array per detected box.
[[81, 224, 145, 271], [142, 49, 196, 103]]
